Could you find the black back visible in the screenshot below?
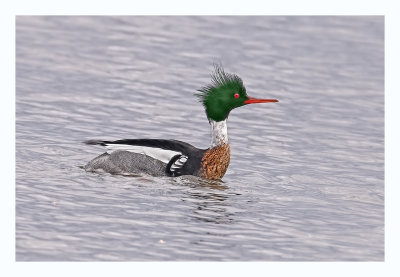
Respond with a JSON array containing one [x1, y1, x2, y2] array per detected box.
[[85, 139, 207, 177]]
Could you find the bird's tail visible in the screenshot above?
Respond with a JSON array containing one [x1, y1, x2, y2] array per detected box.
[[84, 140, 107, 146]]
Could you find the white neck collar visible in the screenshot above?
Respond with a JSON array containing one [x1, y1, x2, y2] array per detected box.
[[210, 120, 228, 147]]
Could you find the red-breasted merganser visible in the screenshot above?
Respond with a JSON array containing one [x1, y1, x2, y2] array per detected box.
[[84, 65, 278, 180]]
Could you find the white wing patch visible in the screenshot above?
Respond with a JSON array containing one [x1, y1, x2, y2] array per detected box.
[[105, 144, 182, 164], [170, 155, 188, 172]]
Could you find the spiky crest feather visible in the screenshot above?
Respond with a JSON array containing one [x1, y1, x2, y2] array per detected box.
[[195, 64, 246, 104], [195, 64, 248, 121]]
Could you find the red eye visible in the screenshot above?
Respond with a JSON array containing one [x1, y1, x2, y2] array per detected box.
[[234, 93, 239, 98]]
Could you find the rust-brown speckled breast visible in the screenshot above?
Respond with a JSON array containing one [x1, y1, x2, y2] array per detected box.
[[200, 143, 230, 180]]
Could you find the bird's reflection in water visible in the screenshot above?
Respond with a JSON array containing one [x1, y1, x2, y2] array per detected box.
[[174, 176, 240, 224]]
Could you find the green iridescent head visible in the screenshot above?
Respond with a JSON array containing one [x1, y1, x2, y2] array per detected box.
[[196, 65, 278, 122]]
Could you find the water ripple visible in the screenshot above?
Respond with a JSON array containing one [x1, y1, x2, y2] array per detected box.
[[16, 16, 383, 261]]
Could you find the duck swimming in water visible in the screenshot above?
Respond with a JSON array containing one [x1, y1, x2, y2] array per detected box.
[[84, 65, 278, 180]]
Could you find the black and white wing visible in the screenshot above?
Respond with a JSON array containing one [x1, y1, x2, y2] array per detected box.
[[165, 154, 189, 177], [85, 139, 204, 176]]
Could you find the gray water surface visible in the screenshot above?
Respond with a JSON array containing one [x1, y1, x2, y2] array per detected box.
[[16, 16, 384, 261]]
